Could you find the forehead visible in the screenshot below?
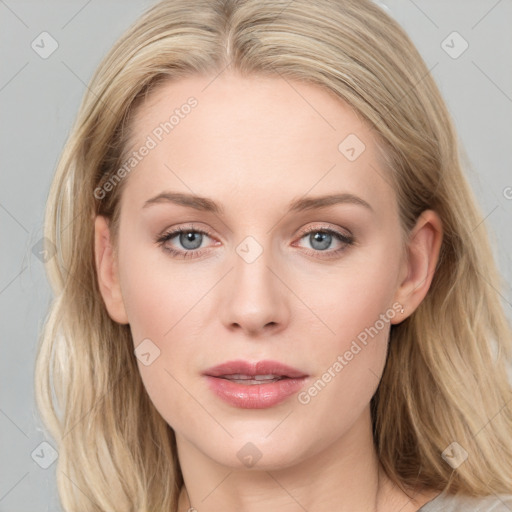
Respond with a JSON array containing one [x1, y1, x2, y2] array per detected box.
[[121, 72, 395, 213]]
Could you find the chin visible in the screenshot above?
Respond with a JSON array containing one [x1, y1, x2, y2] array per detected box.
[[200, 434, 311, 472]]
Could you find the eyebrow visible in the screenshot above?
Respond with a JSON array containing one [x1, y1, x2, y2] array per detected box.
[[142, 191, 373, 214]]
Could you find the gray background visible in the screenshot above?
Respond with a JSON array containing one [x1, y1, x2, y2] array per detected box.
[[1, 1, 511, 510]]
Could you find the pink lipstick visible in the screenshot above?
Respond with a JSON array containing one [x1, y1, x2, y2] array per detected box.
[[203, 360, 308, 409]]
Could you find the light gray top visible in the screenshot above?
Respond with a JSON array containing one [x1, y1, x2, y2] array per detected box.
[[418, 490, 512, 511]]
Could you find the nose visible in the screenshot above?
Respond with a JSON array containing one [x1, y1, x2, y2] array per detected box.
[[218, 240, 290, 337]]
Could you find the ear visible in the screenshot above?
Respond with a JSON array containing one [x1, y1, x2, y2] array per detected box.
[[94, 215, 129, 324], [391, 210, 443, 324]]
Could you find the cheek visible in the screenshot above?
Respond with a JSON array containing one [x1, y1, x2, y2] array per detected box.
[[303, 245, 400, 357], [116, 238, 217, 414], [292, 239, 399, 416], [291, 241, 400, 412], [117, 234, 204, 343], [116, 242, 203, 426], [293, 258, 398, 440]]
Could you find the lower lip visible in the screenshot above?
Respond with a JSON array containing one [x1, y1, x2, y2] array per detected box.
[[204, 376, 308, 409]]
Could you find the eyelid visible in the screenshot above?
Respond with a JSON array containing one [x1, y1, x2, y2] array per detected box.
[[157, 223, 216, 241], [295, 222, 353, 241]]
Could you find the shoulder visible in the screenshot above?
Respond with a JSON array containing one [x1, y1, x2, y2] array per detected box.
[[418, 491, 512, 512]]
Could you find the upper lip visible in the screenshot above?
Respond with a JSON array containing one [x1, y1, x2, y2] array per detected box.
[[203, 360, 308, 379]]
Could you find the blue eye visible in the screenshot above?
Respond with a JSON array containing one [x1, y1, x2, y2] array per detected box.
[[156, 227, 212, 259], [156, 225, 354, 260], [295, 227, 354, 258]]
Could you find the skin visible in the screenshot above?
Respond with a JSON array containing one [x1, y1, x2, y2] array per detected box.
[[95, 72, 443, 511]]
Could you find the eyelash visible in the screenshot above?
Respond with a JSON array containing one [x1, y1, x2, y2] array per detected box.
[[155, 224, 355, 260]]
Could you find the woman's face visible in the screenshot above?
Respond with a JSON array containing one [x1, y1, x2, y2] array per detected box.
[[96, 72, 429, 470]]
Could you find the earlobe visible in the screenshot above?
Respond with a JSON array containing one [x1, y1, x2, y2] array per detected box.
[[391, 210, 443, 324], [94, 215, 129, 324]]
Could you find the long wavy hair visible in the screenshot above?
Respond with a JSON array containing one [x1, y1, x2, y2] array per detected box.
[[34, 0, 512, 510]]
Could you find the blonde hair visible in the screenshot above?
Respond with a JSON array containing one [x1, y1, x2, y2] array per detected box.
[[35, 0, 512, 510]]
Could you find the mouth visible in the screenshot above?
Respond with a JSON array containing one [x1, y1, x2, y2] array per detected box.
[[203, 360, 309, 409], [204, 359, 308, 379], [215, 374, 288, 385]]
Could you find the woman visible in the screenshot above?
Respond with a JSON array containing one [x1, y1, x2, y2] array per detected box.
[[35, 0, 512, 510]]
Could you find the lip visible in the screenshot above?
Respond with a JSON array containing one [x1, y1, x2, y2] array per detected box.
[[203, 360, 309, 409]]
